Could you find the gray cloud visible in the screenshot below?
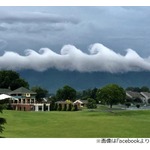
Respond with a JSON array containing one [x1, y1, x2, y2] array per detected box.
[[0, 39, 7, 50], [0, 6, 150, 60], [0, 43, 150, 73], [0, 25, 7, 31], [0, 10, 80, 37], [0, 11, 80, 24]]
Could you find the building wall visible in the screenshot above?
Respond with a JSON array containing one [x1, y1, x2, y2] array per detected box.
[[11, 94, 36, 111], [9, 92, 52, 111], [34, 104, 50, 111], [11, 103, 50, 111], [12, 104, 34, 111]]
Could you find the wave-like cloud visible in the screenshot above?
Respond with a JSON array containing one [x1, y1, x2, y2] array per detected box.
[[0, 43, 150, 73]]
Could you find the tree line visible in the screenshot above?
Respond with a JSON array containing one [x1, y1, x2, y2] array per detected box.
[[1, 70, 150, 133], [1, 70, 150, 103], [1, 70, 150, 107]]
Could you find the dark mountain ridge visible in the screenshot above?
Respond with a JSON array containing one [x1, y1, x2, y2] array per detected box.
[[18, 69, 150, 93]]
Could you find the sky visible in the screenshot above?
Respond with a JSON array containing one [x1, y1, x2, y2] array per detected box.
[[1, 6, 150, 73]]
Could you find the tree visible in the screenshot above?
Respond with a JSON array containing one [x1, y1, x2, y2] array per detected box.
[[126, 86, 149, 92], [126, 87, 134, 91], [148, 99, 150, 104], [31, 86, 48, 103], [49, 95, 57, 111], [50, 100, 56, 111], [0, 70, 29, 90], [0, 104, 6, 133], [91, 88, 98, 100], [141, 86, 149, 92], [97, 84, 126, 108], [56, 85, 76, 101], [54, 103, 58, 111], [78, 88, 98, 101], [126, 87, 141, 92], [81, 89, 92, 100], [86, 98, 97, 109]]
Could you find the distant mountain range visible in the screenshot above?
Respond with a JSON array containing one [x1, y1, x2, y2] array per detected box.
[[18, 69, 150, 93]]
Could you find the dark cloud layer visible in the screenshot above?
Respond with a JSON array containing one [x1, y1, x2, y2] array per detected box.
[[0, 7, 150, 72]]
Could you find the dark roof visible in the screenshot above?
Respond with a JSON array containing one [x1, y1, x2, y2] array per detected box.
[[0, 88, 11, 94], [126, 91, 144, 99], [81, 100, 88, 104], [9, 87, 36, 94], [141, 92, 150, 98]]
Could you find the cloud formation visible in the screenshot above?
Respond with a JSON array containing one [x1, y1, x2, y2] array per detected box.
[[0, 10, 80, 35], [0, 43, 150, 73], [0, 11, 79, 24], [0, 39, 7, 50], [1, 7, 150, 56]]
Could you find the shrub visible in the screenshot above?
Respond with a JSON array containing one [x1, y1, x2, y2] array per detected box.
[[136, 104, 140, 108], [50, 101, 55, 111], [63, 104, 67, 111], [134, 98, 142, 103], [43, 103, 47, 111], [7, 104, 13, 110], [125, 103, 131, 108], [0, 104, 6, 133], [58, 103, 62, 111], [73, 104, 78, 111], [87, 98, 97, 109], [67, 103, 72, 111], [54, 103, 58, 111]]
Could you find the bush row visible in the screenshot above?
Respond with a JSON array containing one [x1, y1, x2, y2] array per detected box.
[[50, 102, 78, 111]]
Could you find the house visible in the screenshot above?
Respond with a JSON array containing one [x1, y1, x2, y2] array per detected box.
[[126, 91, 146, 104], [56, 101, 70, 110], [80, 100, 88, 107], [8, 87, 36, 111], [73, 100, 83, 108], [140, 92, 150, 104], [7, 87, 50, 111]]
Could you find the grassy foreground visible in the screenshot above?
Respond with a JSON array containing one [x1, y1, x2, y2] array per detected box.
[[1, 108, 150, 138]]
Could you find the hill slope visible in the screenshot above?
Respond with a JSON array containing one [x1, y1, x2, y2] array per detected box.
[[18, 69, 150, 93]]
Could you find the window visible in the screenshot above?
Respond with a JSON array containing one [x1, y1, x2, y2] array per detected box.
[[38, 106, 42, 111], [23, 99, 25, 103], [26, 93, 30, 97], [19, 99, 21, 103], [31, 99, 34, 103], [27, 99, 30, 103]]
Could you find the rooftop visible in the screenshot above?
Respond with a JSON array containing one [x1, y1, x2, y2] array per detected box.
[[126, 91, 142, 98], [0, 88, 11, 94], [9, 87, 36, 94]]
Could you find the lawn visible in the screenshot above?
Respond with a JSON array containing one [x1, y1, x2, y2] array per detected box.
[[1, 108, 150, 138]]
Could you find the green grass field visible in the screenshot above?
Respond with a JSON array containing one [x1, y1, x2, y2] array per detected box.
[[1, 107, 150, 138]]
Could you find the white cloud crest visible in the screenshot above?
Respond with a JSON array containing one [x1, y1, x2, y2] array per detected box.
[[0, 43, 150, 73]]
